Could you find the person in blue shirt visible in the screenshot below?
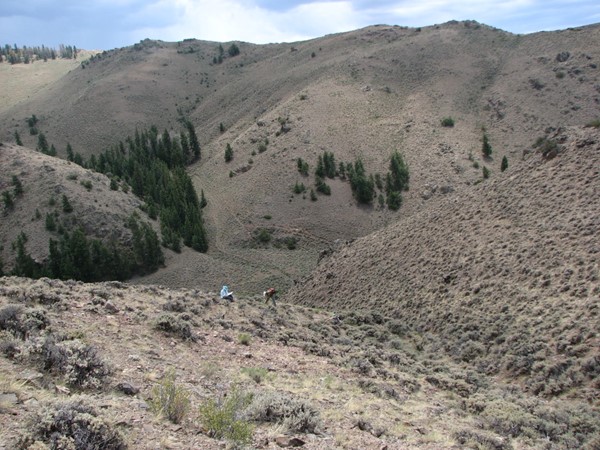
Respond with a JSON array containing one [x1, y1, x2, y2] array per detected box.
[[220, 285, 234, 302]]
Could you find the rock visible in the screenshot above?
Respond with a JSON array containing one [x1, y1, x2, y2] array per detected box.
[[105, 301, 119, 313], [275, 436, 306, 447], [116, 382, 140, 396], [0, 393, 18, 406]]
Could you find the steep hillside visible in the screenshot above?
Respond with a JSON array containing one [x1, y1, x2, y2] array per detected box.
[[286, 125, 600, 400], [1, 277, 598, 449], [1, 21, 599, 293], [0, 144, 161, 278]]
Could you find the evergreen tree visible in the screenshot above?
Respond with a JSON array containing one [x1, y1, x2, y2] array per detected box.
[[62, 194, 73, 213], [228, 43, 240, 57], [323, 151, 336, 178], [2, 191, 14, 210], [225, 143, 233, 162], [186, 121, 201, 161], [482, 133, 492, 157], [45, 213, 56, 231], [349, 159, 374, 204], [501, 155, 508, 172], [14, 130, 22, 145], [66, 143, 74, 161], [37, 132, 49, 154], [315, 155, 325, 178], [200, 189, 207, 208], [12, 232, 39, 278], [387, 151, 409, 192], [12, 175, 23, 196], [386, 191, 402, 210]]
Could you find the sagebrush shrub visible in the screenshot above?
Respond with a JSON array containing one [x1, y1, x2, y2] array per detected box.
[[245, 390, 321, 433], [199, 387, 253, 445], [17, 399, 125, 450], [154, 313, 193, 340], [149, 369, 191, 424]]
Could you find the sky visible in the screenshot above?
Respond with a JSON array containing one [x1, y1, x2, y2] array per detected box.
[[1, 0, 599, 50]]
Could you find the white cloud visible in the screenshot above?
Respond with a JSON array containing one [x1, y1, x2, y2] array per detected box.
[[129, 0, 363, 44]]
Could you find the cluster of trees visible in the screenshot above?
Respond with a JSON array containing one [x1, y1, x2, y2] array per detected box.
[[212, 43, 240, 64], [73, 122, 207, 253], [11, 215, 163, 282], [298, 150, 409, 209], [0, 44, 78, 64]]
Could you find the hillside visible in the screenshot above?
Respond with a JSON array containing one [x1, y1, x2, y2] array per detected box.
[[286, 125, 600, 400], [0, 143, 162, 279], [1, 21, 599, 292], [1, 277, 598, 449]]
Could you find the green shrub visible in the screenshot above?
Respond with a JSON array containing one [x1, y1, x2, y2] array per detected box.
[[241, 367, 270, 384], [310, 189, 317, 201], [386, 191, 402, 211], [482, 166, 490, 179], [293, 182, 306, 194], [257, 142, 267, 153], [256, 228, 271, 244], [238, 333, 251, 346], [45, 213, 56, 231], [500, 156, 508, 172], [17, 399, 126, 450], [441, 117, 455, 127], [315, 177, 331, 195], [585, 118, 600, 128], [198, 387, 253, 445], [81, 180, 92, 191], [149, 369, 191, 424]]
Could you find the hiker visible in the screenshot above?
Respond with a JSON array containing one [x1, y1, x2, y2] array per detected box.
[[220, 285, 234, 302], [263, 287, 277, 307]]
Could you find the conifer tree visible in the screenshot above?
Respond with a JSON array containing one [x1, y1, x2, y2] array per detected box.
[[14, 130, 22, 145], [501, 155, 508, 172], [186, 121, 201, 161], [37, 133, 49, 154], [225, 143, 233, 162]]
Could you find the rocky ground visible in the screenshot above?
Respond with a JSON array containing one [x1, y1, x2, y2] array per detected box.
[[1, 276, 598, 449]]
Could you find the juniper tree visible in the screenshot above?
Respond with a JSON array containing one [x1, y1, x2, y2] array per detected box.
[[482, 134, 492, 157], [501, 155, 508, 172], [14, 130, 22, 145]]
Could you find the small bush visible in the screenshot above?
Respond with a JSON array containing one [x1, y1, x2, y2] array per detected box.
[[256, 228, 271, 244], [585, 118, 600, 128], [241, 367, 270, 384], [17, 399, 126, 450], [500, 156, 508, 172], [482, 166, 490, 179], [149, 369, 191, 424], [238, 333, 251, 346], [441, 117, 455, 127], [22, 334, 110, 389], [199, 387, 253, 445], [0, 305, 49, 340], [153, 313, 193, 340], [257, 142, 267, 153], [245, 390, 321, 433]]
